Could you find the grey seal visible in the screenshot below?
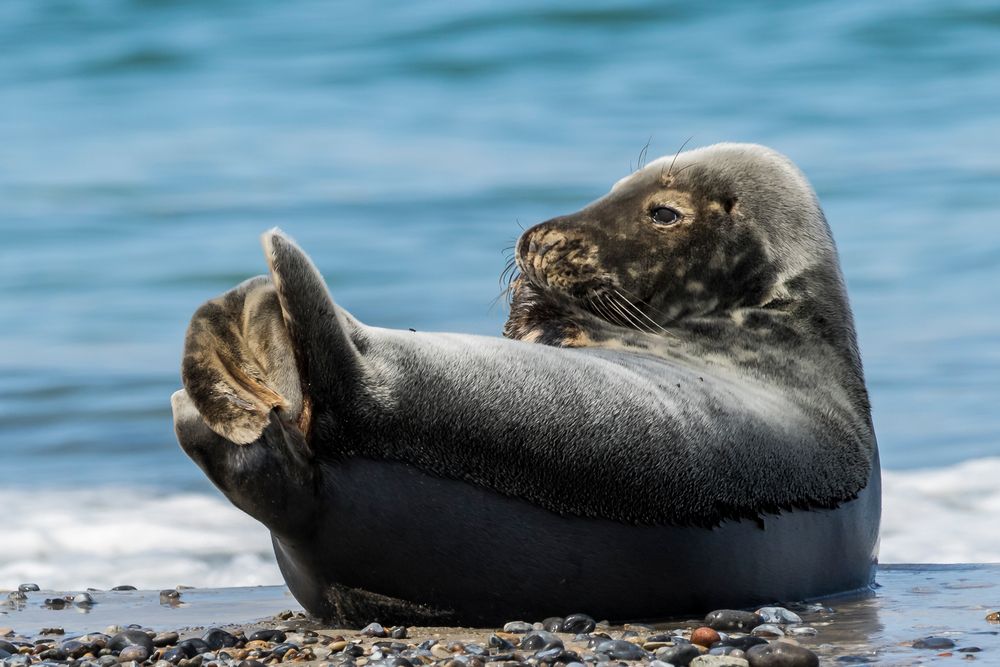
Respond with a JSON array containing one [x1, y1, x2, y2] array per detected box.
[[171, 143, 880, 626]]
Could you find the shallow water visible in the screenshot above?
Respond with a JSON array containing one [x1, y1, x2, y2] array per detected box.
[[4, 566, 1000, 666], [2, 1, 1000, 585]]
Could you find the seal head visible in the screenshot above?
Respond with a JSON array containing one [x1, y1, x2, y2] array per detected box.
[[507, 142, 871, 447]]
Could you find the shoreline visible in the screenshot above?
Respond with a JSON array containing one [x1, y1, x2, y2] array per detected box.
[[2, 565, 999, 665]]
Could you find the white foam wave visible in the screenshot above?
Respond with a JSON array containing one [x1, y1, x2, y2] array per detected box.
[[0, 488, 281, 590], [1, 459, 998, 590], [880, 456, 1000, 563]]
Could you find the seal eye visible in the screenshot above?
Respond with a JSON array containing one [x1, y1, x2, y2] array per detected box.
[[650, 207, 681, 226]]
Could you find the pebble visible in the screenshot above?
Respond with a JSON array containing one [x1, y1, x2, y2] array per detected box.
[[717, 636, 767, 653], [709, 647, 747, 658], [17, 586, 39, 594], [502, 622, 533, 634], [986, 611, 999, 623], [536, 647, 581, 663], [430, 644, 452, 660], [118, 646, 149, 663], [755, 608, 802, 626], [38, 648, 67, 661], [160, 647, 186, 663], [745, 642, 818, 667], [107, 631, 154, 656], [541, 618, 563, 633], [519, 631, 562, 651], [561, 614, 597, 634], [248, 630, 285, 643], [271, 644, 298, 660], [73, 593, 95, 607], [159, 590, 181, 603], [705, 610, 764, 633], [110, 586, 137, 592], [595, 640, 646, 661], [152, 632, 179, 648], [691, 627, 721, 648], [912, 636, 956, 649], [360, 624, 387, 638], [177, 639, 211, 658], [389, 627, 407, 640], [42, 599, 66, 610], [202, 629, 238, 650], [655, 644, 701, 666], [641, 642, 672, 651], [691, 656, 749, 667], [750, 624, 784, 638]]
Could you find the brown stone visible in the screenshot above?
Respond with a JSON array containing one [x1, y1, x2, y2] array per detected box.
[[690, 626, 721, 648]]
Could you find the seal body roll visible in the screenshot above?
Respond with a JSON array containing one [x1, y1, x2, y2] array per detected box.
[[172, 143, 880, 626]]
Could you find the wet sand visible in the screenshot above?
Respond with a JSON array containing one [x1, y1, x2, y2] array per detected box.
[[2, 565, 998, 665]]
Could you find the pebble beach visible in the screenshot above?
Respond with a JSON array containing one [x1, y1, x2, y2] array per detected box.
[[3, 566, 999, 667]]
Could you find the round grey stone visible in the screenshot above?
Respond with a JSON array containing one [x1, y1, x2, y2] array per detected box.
[[502, 622, 533, 634], [750, 624, 784, 638], [745, 642, 818, 667], [755, 607, 802, 625], [705, 610, 764, 633]]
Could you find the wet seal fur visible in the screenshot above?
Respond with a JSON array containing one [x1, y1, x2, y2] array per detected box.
[[172, 143, 880, 626]]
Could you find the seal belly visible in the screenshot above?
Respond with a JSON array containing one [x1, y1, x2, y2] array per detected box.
[[272, 455, 879, 625]]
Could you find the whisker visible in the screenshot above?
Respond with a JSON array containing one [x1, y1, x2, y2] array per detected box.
[[603, 292, 656, 334], [671, 162, 698, 179], [666, 135, 694, 177], [612, 289, 673, 337], [589, 295, 626, 329], [499, 258, 518, 287], [615, 285, 676, 323], [488, 278, 519, 314], [637, 135, 652, 171]]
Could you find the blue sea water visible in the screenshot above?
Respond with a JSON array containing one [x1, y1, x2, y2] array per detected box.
[[1, 1, 999, 586]]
